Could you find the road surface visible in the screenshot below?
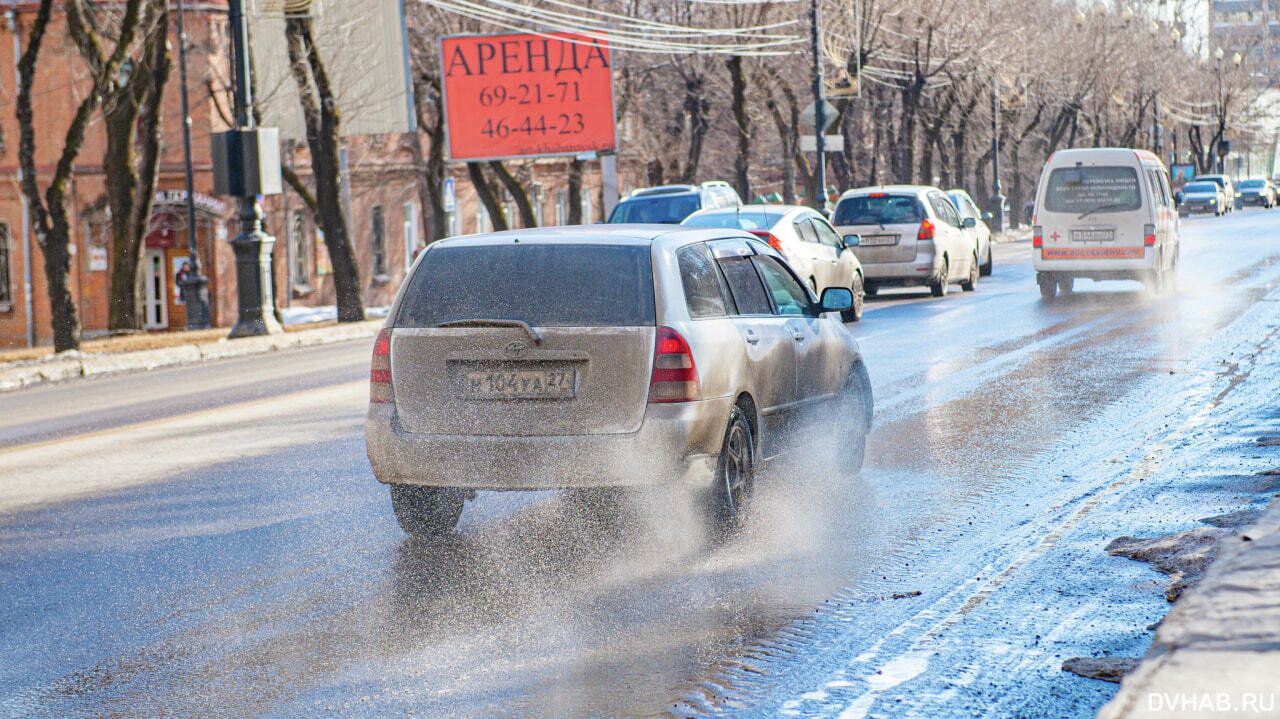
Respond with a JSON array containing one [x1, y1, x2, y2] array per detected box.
[[4, 209, 1280, 717]]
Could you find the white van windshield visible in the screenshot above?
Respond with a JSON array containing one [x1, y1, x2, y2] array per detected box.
[[1044, 166, 1142, 215]]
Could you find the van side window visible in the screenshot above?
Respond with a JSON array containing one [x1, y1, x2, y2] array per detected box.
[[676, 243, 732, 318]]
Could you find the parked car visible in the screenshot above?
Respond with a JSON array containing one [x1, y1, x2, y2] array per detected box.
[[681, 205, 867, 321], [606, 182, 742, 224], [1179, 181, 1224, 216], [1196, 174, 1235, 213], [1032, 148, 1179, 298], [946, 189, 995, 276], [366, 226, 875, 537], [1234, 178, 1275, 209], [830, 185, 980, 297]]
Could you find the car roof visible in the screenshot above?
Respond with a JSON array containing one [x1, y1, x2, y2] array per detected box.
[[688, 204, 813, 216], [838, 185, 941, 198], [428, 224, 755, 251], [627, 185, 700, 198], [1045, 147, 1164, 166]]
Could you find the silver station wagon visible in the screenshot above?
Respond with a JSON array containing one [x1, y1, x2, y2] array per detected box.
[[365, 226, 874, 536]]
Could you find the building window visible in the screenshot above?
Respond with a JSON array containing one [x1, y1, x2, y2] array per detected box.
[[290, 211, 311, 291], [556, 190, 568, 225], [0, 222, 11, 311], [477, 203, 490, 233], [371, 205, 387, 278], [403, 202, 419, 269], [531, 185, 543, 226], [582, 193, 593, 224]]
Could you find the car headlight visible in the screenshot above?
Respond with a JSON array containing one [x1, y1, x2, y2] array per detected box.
[[1210, 199, 1216, 204]]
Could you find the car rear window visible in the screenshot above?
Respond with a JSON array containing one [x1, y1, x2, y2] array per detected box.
[[396, 244, 655, 327], [608, 195, 701, 223], [681, 208, 785, 231], [832, 195, 925, 225], [1183, 182, 1216, 193], [1044, 166, 1141, 213]]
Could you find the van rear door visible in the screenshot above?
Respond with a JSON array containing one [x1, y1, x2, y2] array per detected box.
[[1038, 164, 1149, 261]]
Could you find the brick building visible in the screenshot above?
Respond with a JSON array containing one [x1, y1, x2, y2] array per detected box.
[[0, 3, 606, 349]]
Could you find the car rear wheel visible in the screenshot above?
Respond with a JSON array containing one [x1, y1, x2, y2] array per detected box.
[[837, 364, 873, 472], [842, 272, 865, 322], [712, 406, 755, 532], [961, 252, 979, 292], [929, 259, 949, 297], [1038, 273, 1057, 300], [1058, 276, 1075, 295], [390, 485, 466, 537], [980, 243, 993, 277], [864, 281, 879, 297], [1142, 258, 1166, 295]]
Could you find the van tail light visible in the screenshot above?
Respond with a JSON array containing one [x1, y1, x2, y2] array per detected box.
[[1033, 225, 1043, 248], [1143, 224, 1156, 246], [917, 218, 935, 241], [649, 326, 701, 403], [370, 328, 392, 403], [748, 230, 786, 255]]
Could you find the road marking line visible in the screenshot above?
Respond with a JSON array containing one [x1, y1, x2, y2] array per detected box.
[[0, 381, 367, 456]]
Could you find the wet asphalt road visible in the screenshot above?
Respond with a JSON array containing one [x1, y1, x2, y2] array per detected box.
[[4, 209, 1280, 718]]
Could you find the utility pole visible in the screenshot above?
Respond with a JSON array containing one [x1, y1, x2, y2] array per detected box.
[[224, 0, 282, 337], [811, 0, 826, 212], [990, 83, 1005, 232], [175, 0, 211, 330]]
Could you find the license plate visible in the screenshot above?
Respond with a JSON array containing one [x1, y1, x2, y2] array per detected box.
[[859, 234, 899, 246], [459, 369, 576, 399], [1071, 229, 1115, 243]]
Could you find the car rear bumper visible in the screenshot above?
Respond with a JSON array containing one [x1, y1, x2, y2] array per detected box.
[[861, 253, 941, 284], [365, 397, 733, 490]]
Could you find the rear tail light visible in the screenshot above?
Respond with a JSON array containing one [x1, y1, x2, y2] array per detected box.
[[1033, 225, 1043, 248], [1143, 224, 1156, 246], [649, 326, 701, 403], [748, 230, 786, 255], [370, 328, 392, 403], [917, 218, 935, 241]]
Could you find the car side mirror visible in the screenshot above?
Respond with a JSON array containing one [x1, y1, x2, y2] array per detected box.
[[842, 233, 860, 247], [820, 287, 854, 312], [981, 211, 993, 221], [962, 217, 977, 229]]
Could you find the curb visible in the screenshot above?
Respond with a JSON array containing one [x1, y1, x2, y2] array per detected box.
[[1098, 493, 1280, 718], [0, 319, 384, 392]]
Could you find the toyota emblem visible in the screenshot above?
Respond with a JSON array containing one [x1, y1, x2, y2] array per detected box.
[[504, 341, 529, 358]]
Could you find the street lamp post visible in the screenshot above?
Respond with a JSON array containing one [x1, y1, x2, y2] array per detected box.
[[225, 0, 281, 338], [174, 0, 211, 330], [1216, 46, 1226, 174], [990, 83, 1004, 232], [810, 0, 826, 212]]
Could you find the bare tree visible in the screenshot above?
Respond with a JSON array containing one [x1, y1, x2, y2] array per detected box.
[[66, 0, 171, 333], [17, 0, 146, 351], [283, 14, 364, 322]]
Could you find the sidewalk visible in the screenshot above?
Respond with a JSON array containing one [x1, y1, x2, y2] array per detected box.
[[1099, 494, 1280, 718], [0, 311, 384, 392]]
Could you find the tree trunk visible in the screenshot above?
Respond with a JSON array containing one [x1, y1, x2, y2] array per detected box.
[[411, 75, 447, 243], [468, 162, 508, 231], [101, 6, 170, 333], [285, 16, 363, 321], [727, 55, 750, 200], [568, 158, 583, 224], [18, 0, 146, 351], [678, 75, 710, 184], [489, 161, 536, 228]]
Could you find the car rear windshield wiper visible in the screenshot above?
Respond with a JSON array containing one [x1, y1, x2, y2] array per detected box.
[[1077, 203, 1127, 220], [437, 318, 542, 344]]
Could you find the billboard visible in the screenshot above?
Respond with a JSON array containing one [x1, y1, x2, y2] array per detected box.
[[440, 32, 617, 161], [249, 0, 415, 140]]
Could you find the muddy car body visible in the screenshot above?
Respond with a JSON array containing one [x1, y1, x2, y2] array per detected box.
[[365, 226, 874, 535]]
